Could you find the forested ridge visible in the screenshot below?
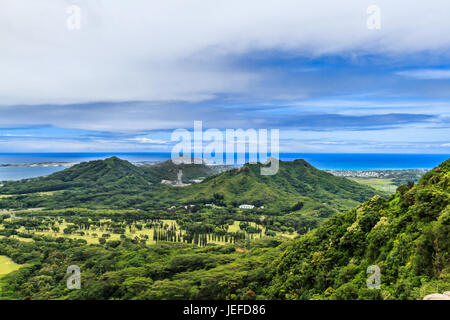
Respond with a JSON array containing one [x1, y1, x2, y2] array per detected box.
[[0, 157, 381, 235], [0, 158, 379, 211], [0, 159, 448, 300], [267, 159, 450, 299]]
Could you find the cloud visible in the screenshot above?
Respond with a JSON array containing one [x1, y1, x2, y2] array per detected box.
[[132, 137, 168, 144], [0, 101, 437, 133], [0, 133, 33, 137], [397, 69, 450, 79], [1, 0, 450, 105], [269, 113, 435, 131], [1, 1, 450, 153]]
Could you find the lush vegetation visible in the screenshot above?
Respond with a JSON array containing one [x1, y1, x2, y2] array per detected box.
[[266, 159, 450, 299], [137, 160, 220, 182], [0, 236, 283, 300], [180, 159, 381, 210], [0, 157, 381, 234], [0, 213, 274, 246], [0, 157, 447, 300]]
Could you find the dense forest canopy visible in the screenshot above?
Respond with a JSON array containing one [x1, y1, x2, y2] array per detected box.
[[0, 157, 382, 234], [0, 158, 448, 300]]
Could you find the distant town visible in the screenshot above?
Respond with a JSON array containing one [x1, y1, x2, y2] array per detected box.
[[0, 162, 77, 168], [326, 169, 429, 186]]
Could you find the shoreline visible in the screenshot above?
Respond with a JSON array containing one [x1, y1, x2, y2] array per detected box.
[[0, 162, 77, 168], [0, 160, 436, 171]]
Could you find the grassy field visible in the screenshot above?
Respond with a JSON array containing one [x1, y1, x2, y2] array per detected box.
[[0, 255, 23, 299], [0, 256, 22, 276], [0, 235, 34, 242], [17, 218, 178, 245], [349, 177, 397, 193], [7, 217, 295, 245]]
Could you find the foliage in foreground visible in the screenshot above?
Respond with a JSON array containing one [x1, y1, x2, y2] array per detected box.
[[267, 160, 450, 299], [0, 237, 283, 300], [0, 159, 448, 300]]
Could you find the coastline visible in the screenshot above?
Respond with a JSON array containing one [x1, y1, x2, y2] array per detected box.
[[0, 153, 447, 181]]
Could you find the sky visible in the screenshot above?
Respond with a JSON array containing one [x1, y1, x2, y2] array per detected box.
[[0, 0, 450, 153]]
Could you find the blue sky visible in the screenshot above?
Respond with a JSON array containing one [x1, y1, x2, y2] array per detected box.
[[0, 0, 449, 153]]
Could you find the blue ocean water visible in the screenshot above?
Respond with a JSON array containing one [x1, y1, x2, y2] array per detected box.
[[0, 153, 448, 181], [279, 153, 450, 170], [0, 167, 63, 181]]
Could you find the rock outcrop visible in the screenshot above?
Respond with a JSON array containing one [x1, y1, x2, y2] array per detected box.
[[423, 292, 450, 300]]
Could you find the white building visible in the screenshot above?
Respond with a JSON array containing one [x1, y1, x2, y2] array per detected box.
[[239, 204, 255, 210]]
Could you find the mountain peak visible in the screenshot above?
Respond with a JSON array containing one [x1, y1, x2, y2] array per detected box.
[[103, 156, 131, 165], [438, 159, 450, 172], [105, 156, 121, 161], [183, 158, 380, 213], [417, 158, 450, 189]]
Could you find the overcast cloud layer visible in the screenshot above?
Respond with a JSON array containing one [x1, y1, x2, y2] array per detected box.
[[0, 0, 450, 152]]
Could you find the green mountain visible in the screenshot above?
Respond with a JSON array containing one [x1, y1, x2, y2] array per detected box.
[[0, 157, 381, 222], [0, 157, 223, 210], [177, 159, 381, 213], [0, 157, 154, 194], [138, 160, 219, 183], [1, 159, 446, 300], [0, 157, 221, 195], [266, 159, 450, 299]]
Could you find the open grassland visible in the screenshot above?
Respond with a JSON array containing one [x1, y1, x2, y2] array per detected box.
[[17, 218, 179, 245], [228, 220, 296, 239], [348, 177, 396, 193], [4, 216, 296, 245], [0, 255, 23, 299], [0, 256, 22, 276]]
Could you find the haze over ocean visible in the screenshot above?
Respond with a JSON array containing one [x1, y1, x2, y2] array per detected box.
[[0, 153, 448, 181]]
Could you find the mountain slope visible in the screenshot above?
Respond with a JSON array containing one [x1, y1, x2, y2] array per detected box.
[[0, 157, 221, 194], [266, 159, 450, 300], [0, 160, 447, 301], [177, 159, 381, 213], [0, 157, 154, 194], [0, 157, 381, 222], [139, 160, 219, 183]]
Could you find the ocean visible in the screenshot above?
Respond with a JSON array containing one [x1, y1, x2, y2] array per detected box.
[[0, 153, 448, 181]]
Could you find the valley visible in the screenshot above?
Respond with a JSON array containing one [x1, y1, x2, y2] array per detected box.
[[0, 214, 294, 246], [0, 156, 447, 300]]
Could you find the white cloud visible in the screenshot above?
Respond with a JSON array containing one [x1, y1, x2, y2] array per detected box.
[[132, 137, 168, 144], [0, 133, 33, 137], [1, 0, 450, 105], [397, 69, 450, 79], [441, 143, 450, 147]]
